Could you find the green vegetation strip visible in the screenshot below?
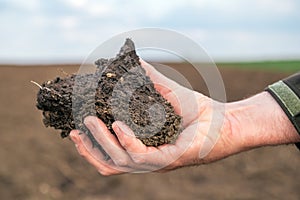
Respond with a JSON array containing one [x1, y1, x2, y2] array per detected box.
[[217, 60, 300, 72]]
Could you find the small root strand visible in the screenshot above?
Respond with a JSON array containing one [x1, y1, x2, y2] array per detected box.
[[30, 80, 54, 92], [30, 80, 43, 89]]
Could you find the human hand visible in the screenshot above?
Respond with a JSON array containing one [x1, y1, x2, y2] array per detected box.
[[70, 60, 242, 176]]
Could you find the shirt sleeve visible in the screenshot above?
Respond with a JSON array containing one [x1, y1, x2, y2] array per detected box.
[[265, 72, 300, 150]]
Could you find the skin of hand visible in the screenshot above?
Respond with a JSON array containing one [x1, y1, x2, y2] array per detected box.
[[70, 60, 300, 176]]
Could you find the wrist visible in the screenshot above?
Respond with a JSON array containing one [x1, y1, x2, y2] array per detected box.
[[226, 92, 300, 151]]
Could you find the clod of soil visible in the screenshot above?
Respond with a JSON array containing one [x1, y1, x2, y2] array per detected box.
[[35, 39, 182, 155]]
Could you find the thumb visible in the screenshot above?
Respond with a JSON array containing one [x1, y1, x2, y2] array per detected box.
[[139, 59, 181, 92]]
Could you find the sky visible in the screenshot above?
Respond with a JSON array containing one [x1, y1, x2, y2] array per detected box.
[[0, 0, 300, 63]]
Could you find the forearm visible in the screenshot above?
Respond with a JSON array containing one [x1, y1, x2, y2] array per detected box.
[[227, 92, 300, 151]]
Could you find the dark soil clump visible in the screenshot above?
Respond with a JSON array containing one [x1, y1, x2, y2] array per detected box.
[[35, 39, 182, 154]]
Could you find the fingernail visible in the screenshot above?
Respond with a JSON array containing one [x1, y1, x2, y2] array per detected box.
[[84, 116, 94, 125], [84, 117, 97, 133], [114, 121, 134, 137], [70, 133, 78, 143]]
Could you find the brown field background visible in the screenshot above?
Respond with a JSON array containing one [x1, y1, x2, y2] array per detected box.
[[0, 63, 299, 200]]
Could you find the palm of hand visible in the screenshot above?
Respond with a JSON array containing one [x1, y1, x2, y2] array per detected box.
[[70, 60, 229, 175]]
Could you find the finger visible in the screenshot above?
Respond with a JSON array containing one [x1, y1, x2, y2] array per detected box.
[[70, 130, 106, 161], [114, 119, 200, 170], [140, 60, 182, 111], [140, 59, 198, 121], [140, 59, 181, 94], [70, 131, 128, 176], [84, 116, 135, 168], [113, 121, 170, 171], [112, 121, 149, 154]]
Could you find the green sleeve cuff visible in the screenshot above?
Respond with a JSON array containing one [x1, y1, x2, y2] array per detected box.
[[266, 80, 300, 150], [268, 81, 300, 119]]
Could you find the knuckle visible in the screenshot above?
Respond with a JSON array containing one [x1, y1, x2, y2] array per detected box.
[[132, 155, 145, 165], [114, 158, 130, 167], [78, 151, 85, 157], [169, 159, 183, 168], [98, 170, 110, 177], [121, 140, 131, 149], [170, 159, 179, 166], [77, 147, 86, 157]]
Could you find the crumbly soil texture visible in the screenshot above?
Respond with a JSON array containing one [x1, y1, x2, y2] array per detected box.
[[35, 39, 182, 153]]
